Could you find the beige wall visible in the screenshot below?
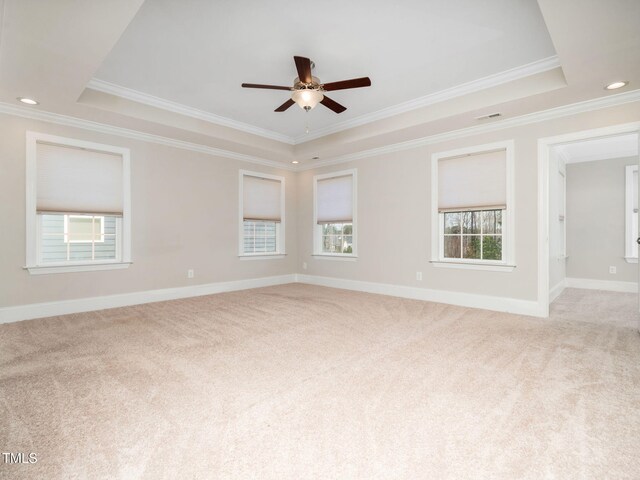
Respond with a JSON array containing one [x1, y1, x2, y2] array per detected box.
[[1, 101, 640, 310], [566, 156, 638, 283], [0, 114, 297, 308], [297, 103, 640, 302]]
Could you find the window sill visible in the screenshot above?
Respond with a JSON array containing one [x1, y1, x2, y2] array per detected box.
[[430, 260, 515, 272], [238, 254, 286, 260], [312, 254, 358, 262], [624, 256, 638, 264], [24, 262, 132, 275]]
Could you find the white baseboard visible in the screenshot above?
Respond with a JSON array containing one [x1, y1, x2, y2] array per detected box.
[[0, 274, 297, 324], [549, 280, 566, 303], [565, 277, 638, 293], [1, 272, 551, 325], [296, 274, 544, 317]]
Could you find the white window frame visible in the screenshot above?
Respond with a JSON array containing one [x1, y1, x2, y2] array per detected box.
[[64, 215, 106, 244], [624, 164, 638, 263], [430, 140, 515, 272], [313, 169, 357, 259], [238, 170, 286, 259], [25, 132, 132, 274]]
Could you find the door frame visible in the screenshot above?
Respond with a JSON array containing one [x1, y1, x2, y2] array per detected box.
[[537, 121, 640, 318]]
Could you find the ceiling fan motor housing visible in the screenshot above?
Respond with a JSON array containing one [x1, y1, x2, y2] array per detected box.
[[294, 76, 322, 91]]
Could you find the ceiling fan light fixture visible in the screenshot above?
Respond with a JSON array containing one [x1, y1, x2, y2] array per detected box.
[[292, 89, 323, 110]]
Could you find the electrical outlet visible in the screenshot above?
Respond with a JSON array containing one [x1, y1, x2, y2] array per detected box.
[[609, 266, 616, 274], [302, 262, 307, 270], [187, 269, 194, 279], [416, 271, 423, 281]]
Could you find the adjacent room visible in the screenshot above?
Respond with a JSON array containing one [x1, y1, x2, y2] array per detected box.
[[549, 133, 640, 329], [1, 1, 639, 479]]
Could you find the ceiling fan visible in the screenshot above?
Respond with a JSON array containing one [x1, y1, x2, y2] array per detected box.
[[241, 56, 371, 114]]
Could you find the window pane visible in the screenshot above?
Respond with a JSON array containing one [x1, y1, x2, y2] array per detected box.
[[482, 210, 502, 234], [321, 223, 353, 254], [494, 210, 502, 234], [463, 236, 481, 259], [483, 236, 502, 260], [69, 242, 94, 261], [444, 212, 461, 234], [67, 215, 104, 243], [254, 222, 266, 235], [40, 214, 117, 263], [243, 220, 276, 254], [462, 211, 480, 234], [444, 235, 461, 258], [323, 234, 343, 253], [343, 236, 353, 254]]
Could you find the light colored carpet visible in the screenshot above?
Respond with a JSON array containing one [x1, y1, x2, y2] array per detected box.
[[551, 287, 639, 329], [1, 284, 639, 480]]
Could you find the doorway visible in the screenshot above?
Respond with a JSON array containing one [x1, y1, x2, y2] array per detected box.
[[539, 123, 640, 330]]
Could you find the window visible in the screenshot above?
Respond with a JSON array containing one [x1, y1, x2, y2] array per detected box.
[[314, 170, 357, 257], [239, 171, 285, 256], [625, 164, 638, 263], [41, 214, 116, 263], [26, 132, 131, 274], [431, 141, 514, 269], [443, 209, 503, 260]]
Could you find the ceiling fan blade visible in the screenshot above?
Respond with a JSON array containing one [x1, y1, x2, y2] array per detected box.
[[275, 98, 295, 112], [242, 83, 292, 91], [322, 77, 372, 91], [294, 56, 312, 83], [320, 95, 347, 114]]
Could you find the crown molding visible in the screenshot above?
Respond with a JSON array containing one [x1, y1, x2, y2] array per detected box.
[[87, 56, 560, 147], [293, 55, 562, 144], [298, 88, 640, 171], [2, 88, 637, 175], [0, 102, 296, 170], [86, 78, 295, 145]]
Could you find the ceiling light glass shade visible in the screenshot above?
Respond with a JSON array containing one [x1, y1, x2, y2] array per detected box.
[[292, 89, 323, 110]]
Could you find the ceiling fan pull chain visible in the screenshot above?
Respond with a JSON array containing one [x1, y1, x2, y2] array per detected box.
[[305, 109, 310, 134]]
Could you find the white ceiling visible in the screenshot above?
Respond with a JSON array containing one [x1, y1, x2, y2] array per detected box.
[[557, 134, 639, 164], [93, 0, 557, 140], [1, 0, 639, 168]]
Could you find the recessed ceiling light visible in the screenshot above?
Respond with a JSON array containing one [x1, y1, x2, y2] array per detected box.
[[17, 97, 39, 105], [605, 81, 628, 90], [292, 160, 299, 164]]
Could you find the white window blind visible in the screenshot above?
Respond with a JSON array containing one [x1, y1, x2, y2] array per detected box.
[[438, 149, 506, 212], [36, 142, 124, 215], [243, 175, 282, 222], [316, 174, 353, 224]]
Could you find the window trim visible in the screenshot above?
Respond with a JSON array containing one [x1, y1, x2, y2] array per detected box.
[[25, 132, 131, 274], [624, 164, 638, 263], [313, 169, 357, 257], [430, 140, 515, 269], [238, 170, 285, 257]]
